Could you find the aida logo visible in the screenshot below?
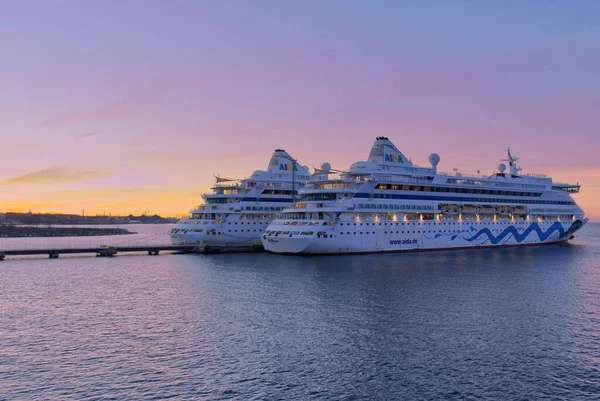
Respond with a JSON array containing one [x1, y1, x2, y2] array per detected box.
[[384, 153, 403, 163], [280, 163, 299, 171]]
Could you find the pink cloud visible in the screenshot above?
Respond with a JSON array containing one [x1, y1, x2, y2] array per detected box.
[[35, 101, 130, 127]]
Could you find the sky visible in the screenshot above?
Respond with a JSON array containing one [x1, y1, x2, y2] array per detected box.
[[1, 1, 599, 218]]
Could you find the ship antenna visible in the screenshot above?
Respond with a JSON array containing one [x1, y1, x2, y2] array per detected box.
[[502, 147, 522, 176], [290, 157, 298, 205]]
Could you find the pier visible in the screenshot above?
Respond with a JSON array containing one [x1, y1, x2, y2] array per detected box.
[[0, 245, 194, 260], [0, 243, 264, 260]]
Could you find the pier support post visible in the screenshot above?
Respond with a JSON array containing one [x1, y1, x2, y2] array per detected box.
[[96, 248, 117, 257], [203, 245, 221, 254]]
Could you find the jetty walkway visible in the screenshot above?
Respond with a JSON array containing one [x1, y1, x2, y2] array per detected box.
[[0, 244, 263, 260]]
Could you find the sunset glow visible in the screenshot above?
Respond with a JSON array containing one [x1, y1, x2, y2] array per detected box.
[[2, 2, 599, 218]]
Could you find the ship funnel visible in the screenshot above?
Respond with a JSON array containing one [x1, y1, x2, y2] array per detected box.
[[367, 137, 413, 166], [267, 149, 309, 174]]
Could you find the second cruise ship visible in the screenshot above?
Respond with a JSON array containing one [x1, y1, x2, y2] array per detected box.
[[170, 149, 310, 249], [262, 137, 587, 254]]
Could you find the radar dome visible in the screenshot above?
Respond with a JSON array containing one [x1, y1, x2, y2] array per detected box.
[[428, 153, 440, 167], [498, 163, 507, 173], [321, 162, 331, 173]]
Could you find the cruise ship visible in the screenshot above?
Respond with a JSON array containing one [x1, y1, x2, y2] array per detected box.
[[262, 137, 587, 254], [169, 149, 310, 249]]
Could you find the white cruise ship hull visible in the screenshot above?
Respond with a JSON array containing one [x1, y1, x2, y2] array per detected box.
[[262, 219, 586, 255], [169, 218, 270, 248]]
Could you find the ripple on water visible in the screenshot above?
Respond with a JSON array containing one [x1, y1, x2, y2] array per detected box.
[[1, 224, 600, 399]]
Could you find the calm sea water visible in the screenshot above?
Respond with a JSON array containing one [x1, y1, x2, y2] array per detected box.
[[1, 223, 599, 400]]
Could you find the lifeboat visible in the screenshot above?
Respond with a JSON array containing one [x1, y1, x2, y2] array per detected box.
[[440, 203, 459, 214], [496, 205, 512, 214], [479, 204, 495, 214], [461, 204, 477, 214], [514, 206, 527, 214]]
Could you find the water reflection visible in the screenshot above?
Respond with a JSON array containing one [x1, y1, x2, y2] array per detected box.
[[1, 224, 598, 399]]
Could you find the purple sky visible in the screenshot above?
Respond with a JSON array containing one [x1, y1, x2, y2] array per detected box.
[[1, 1, 599, 217]]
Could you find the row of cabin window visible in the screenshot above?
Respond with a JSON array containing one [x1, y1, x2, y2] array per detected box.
[[260, 181, 307, 188], [384, 183, 543, 196], [184, 218, 272, 223], [336, 230, 467, 235], [529, 208, 577, 213], [175, 229, 263, 233], [321, 223, 567, 236], [260, 189, 298, 195], [339, 221, 528, 226], [282, 221, 323, 226], [300, 193, 337, 201], [205, 197, 239, 204], [446, 178, 545, 190], [172, 228, 219, 234], [367, 193, 573, 205], [356, 204, 434, 211], [238, 215, 275, 220], [244, 206, 286, 211], [264, 231, 314, 236]]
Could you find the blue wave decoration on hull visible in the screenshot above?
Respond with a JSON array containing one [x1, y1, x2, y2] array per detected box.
[[464, 220, 583, 245]]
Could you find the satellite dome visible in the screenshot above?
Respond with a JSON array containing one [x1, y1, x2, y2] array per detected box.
[[498, 163, 507, 173], [321, 162, 331, 173], [428, 153, 440, 167]]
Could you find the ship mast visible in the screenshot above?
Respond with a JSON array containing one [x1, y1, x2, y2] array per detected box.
[[503, 148, 522, 176]]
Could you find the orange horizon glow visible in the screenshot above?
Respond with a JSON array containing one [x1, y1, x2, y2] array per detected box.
[[1, 148, 598, 221]]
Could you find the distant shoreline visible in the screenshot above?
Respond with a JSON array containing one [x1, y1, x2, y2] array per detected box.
[[0, 226, 135, 238], [0, 212, 179, 226]]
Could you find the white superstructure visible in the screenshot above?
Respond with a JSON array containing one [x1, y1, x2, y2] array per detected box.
[[262, 137, 587, 254], [170, 149, 310, 248]]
